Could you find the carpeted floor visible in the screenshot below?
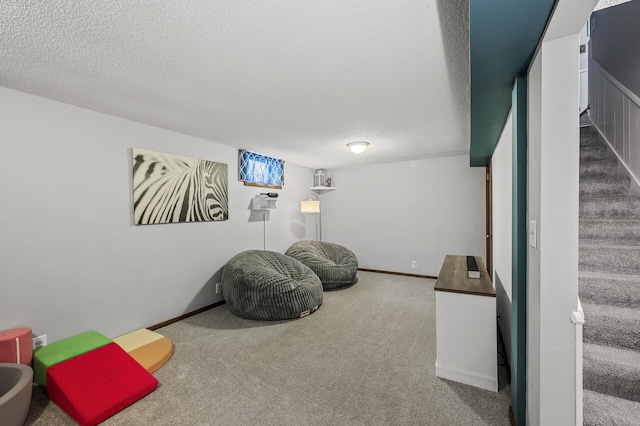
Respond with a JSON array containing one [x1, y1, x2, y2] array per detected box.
[[579, 125, 640, 424], [25, 271, 511, 425]]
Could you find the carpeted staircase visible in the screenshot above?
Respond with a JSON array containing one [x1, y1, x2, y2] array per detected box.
[[579, 125, 640, 425]]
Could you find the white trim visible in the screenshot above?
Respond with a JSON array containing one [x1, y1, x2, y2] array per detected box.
[[571, 299, 584, 426], [591, 121, 640, 195], [435, 360, 499, 392]]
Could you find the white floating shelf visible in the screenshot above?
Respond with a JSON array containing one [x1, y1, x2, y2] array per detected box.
[[310, 187, 337, 193]]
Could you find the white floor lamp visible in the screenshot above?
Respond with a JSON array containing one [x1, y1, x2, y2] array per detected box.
[[300, 194, 322, 241]]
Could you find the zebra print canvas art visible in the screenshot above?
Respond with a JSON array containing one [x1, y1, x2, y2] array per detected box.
[[132, 148, 228, 225]]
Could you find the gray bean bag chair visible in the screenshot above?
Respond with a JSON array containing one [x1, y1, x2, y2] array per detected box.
[[285, 240, 358, 290], [222, 250, 323, 320]]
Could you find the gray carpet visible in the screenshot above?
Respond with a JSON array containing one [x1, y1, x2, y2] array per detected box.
[[24, 271, 511, 425], [579, 125, 640, 425]]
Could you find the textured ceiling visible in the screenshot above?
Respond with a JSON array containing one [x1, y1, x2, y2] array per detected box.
[[0, 0, 470, 169], [594, 0, 632, 10]]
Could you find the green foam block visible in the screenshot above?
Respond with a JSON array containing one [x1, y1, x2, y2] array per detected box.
[[33, 330, 112, 387]]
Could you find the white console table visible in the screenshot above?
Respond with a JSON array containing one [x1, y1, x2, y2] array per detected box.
[[434, 254, 497, 392]]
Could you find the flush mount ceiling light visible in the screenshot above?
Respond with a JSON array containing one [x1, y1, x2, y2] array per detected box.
[[347, 141, 369, 154]]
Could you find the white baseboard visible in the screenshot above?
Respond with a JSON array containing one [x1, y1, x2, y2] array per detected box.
[[435, 360, 498, 392]]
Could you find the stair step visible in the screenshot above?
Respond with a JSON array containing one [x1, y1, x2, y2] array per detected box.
[[580, 176, 630, 197], [579, 125, 640, 423], [584, 342, 640, 402], [580, 131, 600, 146], [579, 272, 640, 309], [583, 389, 640, 426], [581, 145, 613, 161], [580, 129, 602, 147], [582, 303, 640, 350], [580, 196, 640, 219], [580, 219, 640, 244], [580, 244, 640, 275], [581, 138, 601, 148], [580, 136, 601, 148], [580, 159, 619, 178]]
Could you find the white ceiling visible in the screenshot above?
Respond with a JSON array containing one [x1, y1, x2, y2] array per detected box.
[[0, 0, 470, 169]]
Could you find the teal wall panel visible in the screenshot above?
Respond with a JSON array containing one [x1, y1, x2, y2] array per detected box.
[[469, 0, 556, 166]]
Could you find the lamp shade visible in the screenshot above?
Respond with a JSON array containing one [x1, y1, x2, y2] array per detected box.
[[300, 200, 320, 213]]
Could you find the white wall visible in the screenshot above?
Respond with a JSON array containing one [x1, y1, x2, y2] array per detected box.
[[527, 52, 543, 426], [0, 87, 315, 342], [523, 1, 598, 423], [590, 0, 640, 97], [579, 22, 589, 113], [492, 112, 513, 298], [492, 112, 513, 368], [527, 32, 584, 426], [320, 155, 486, 277]]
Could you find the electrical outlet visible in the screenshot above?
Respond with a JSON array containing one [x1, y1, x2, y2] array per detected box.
[[411, 261, 417, 269], [32, 334, 47, 350], [215, 283, 222, 294]]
